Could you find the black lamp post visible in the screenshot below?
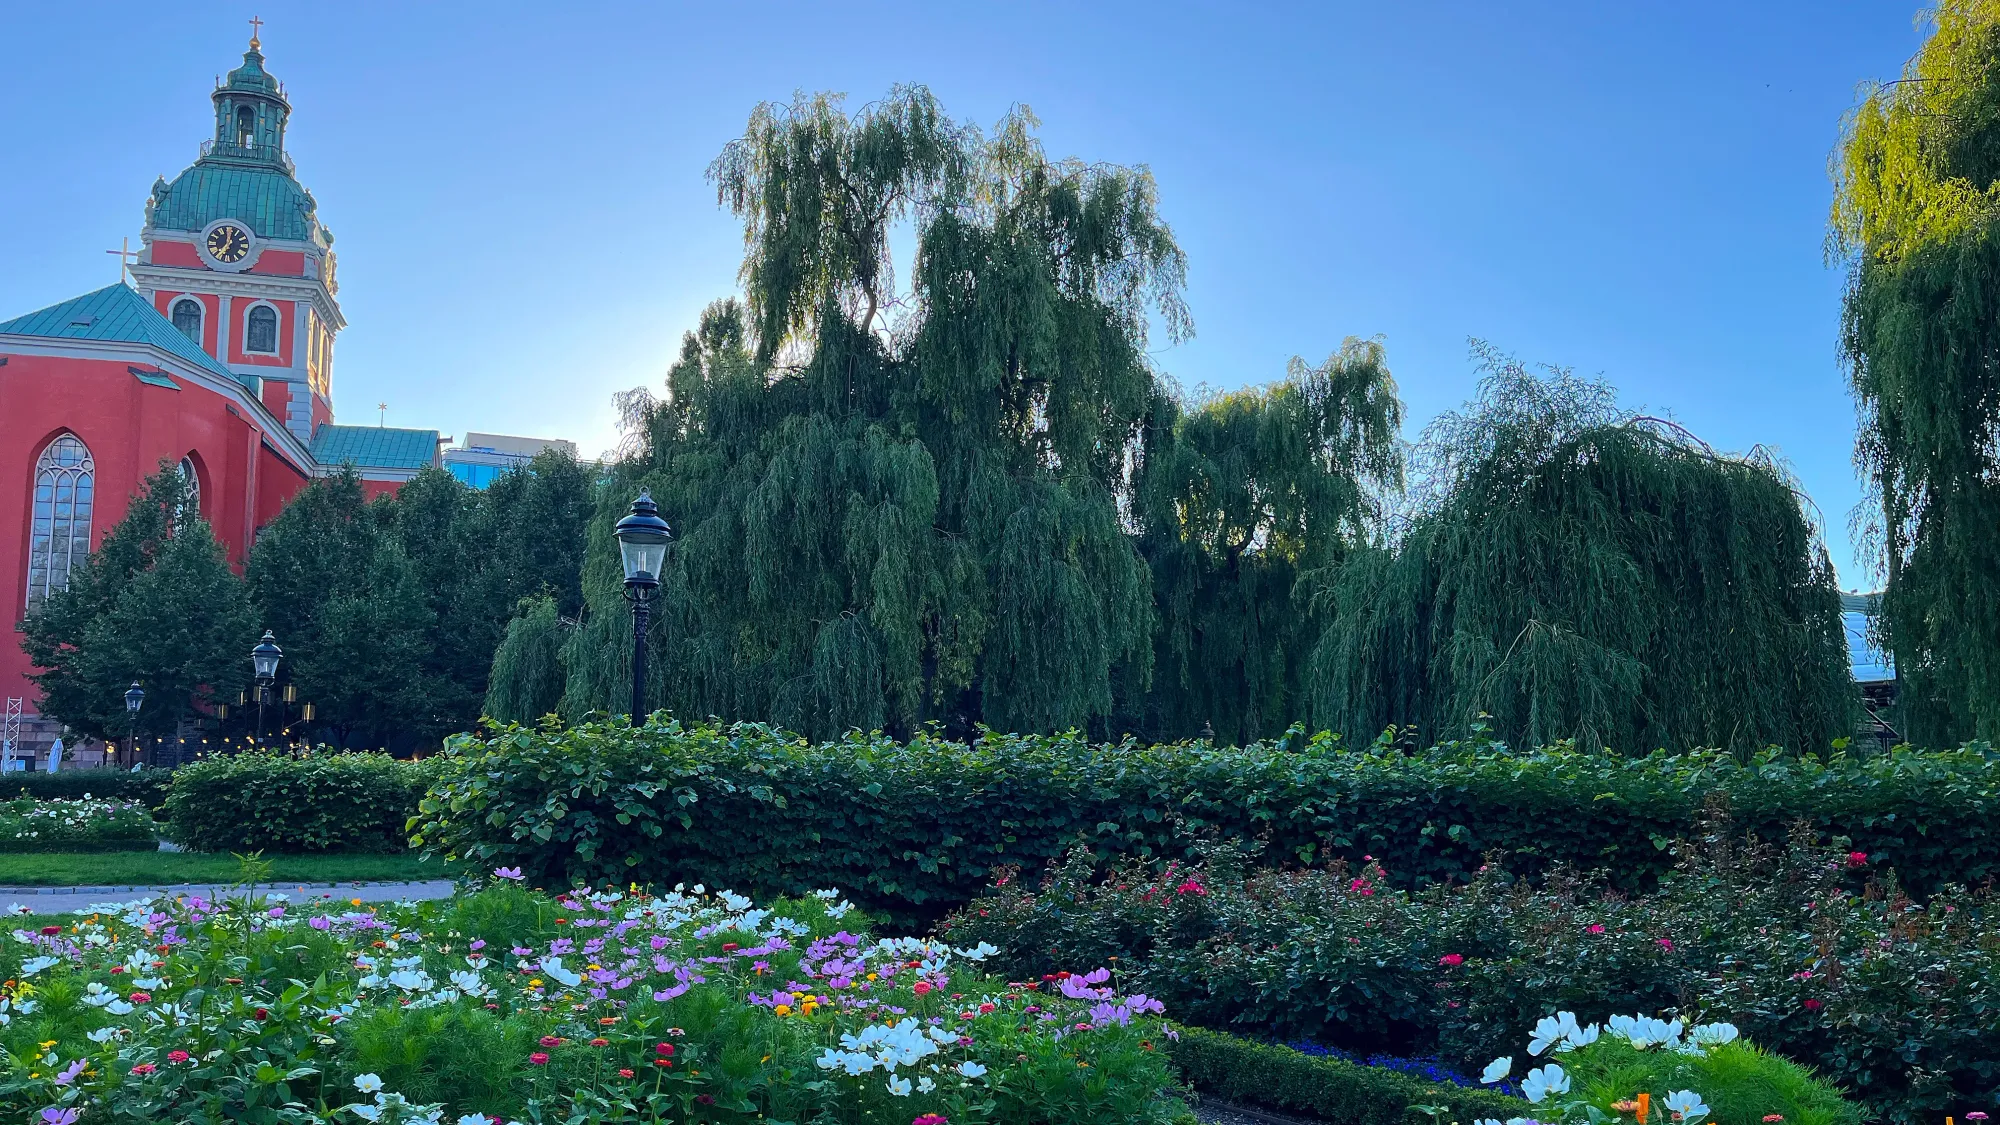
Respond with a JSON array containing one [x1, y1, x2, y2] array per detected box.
[[123, 681, 144, 768], [250, 630, 282, 749], [613, 489, 672, 723]]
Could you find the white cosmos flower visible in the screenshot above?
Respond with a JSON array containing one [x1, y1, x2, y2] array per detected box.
[[1481, 1056, 1512, 1084], [1520, 1064, 1569, 1104], [957, 1061, 988, 1078], [917, 1076, 936, 1093], [885, 1075, 912, 1096], [1664, 1090, 1710, 1124], [354, 1073, 385, 1094]]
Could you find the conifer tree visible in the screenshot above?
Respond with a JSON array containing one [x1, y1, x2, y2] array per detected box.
[[21, 464, 254, 738], [1834, 0, 2000, 742]]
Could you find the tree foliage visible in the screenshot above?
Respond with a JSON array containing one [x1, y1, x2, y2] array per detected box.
[[555, 87, 1400, 741], [1835, 0, 2000, 743], [21, 464, 254, 739], [1309, 350, 1856, 753]]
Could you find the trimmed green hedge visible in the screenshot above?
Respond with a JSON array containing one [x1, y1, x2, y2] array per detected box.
[[1163, 1025, 1527, 1125], [0, 768, 176, 809], [163, 751, 438, 853], [412, 717, 2000, 920]]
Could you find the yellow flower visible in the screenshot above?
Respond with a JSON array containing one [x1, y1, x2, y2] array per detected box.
[[37, 1040, 56, 1051], [773, 1004, 792, 1016], [866, 972, 878, 981], [529, 979, 544, 988]]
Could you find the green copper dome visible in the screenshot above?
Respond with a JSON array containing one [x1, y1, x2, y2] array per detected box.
[[144, 40, 329, 246]]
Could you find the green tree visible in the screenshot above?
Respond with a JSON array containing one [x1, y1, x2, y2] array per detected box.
[[21, 464, 254, 739], [1309, 350, 1856, 753], [485, 593, 570, 722], [1834, 0, 2000, 743], [245, 470, 429, 746], [561, 89, 1194, 738], [1120, 339, 1405, 743]]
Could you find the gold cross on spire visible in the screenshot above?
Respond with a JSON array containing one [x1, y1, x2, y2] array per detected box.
[[105, 237, 140, 284], [248, 15, 264, 49]]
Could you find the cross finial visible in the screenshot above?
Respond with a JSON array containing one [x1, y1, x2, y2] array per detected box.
[[378, 402, 389, 426], [105, 237, 140, 284], [248, 15, 264, 49]]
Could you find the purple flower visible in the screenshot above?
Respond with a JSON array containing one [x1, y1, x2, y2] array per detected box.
[[53, 1059, 86, 1086], [39, 1109, 79, 1125], [470, 939, 486, 951], [653, 982, 691, 1002], [308, 916, 331, 931], [494, 867, 524, 881]]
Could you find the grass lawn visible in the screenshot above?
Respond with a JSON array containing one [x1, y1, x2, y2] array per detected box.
[[0, 850, 458, 887]]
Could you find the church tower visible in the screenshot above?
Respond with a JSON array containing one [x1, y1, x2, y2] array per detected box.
[[129, 27, 345, 444]]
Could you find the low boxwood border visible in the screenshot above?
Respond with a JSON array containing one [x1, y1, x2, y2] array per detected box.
[[1163, 1024, 1528, 1125]]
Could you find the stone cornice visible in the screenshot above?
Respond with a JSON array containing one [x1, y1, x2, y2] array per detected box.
[[130, 262, 344, 331]]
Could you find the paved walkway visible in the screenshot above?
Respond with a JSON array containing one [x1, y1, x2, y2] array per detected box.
[[0, 879, 459, 915]]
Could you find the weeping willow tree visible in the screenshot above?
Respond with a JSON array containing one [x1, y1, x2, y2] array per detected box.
[[1835, 0, 2000, 743], [1117, 340, 1404, 744], [557, 89, 1186, 738], [1310, 349, 1856, 753]]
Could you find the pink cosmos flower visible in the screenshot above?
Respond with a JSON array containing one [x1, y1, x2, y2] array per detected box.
[[914, 1116, 952, 1125], [1586, 924, 1605, 934], [1438, 954, 1464, 967]]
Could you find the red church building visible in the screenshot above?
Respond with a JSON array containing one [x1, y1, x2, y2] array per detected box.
[[0, 34, 470, 760]]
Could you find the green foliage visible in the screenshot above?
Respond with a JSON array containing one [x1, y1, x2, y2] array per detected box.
[[1161, 1025, 1527, 1125], [246, 455, 593, 748], [21, 464, 255, 740], [943, 830, 1974, 1125], [557, 87, 1402, 742], [0, 767, 175, 808], [1123, 340, 1404, 743], [0, 796, 157, 852], [1835, 1, 2000, 743], [412, 717, 2000, 926], [485, 595, 570, 723], [162, 750, 438, 853], [1311, 351, 1856, 753], [1562, 1040, 1860, 1125]]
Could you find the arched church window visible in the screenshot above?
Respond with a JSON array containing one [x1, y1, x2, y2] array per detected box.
[[176, 457, 202, 525], [25, 435, 95, 610], [235, 105, 255, 147], [246, 305, 278, 353], [171, 298, 203, 343]]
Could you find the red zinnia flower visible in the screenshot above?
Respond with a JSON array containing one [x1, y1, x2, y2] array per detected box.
[[1846, 851, 1868, 868], [617, 1068, 634, 1078], [539, 1035, 563, 1048], [589, 1037, 609, 1047], [253, 1007, 268, 1020], [1802, 998, 1823, 1011], [39, 926, 60, 936], [655, 1043, 675, 1056], [166, 1050, 190, 1064], [1438, 954, 1464, 967], [130, 1063, 157, 1076], [913, 981, 934, 996], [528, 1052, 551, 1066], [129, 992, 152, 1003]]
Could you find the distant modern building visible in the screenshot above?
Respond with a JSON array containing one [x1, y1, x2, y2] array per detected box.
[[1842, 592, 1898, 746], [0, 31, 571, 762], [443, 433, 579, 489]]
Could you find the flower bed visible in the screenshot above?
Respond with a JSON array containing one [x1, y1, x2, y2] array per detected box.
[[938, 830, 1998, 1125], [0, 796, 157, 853], [0, 877, 1191, 1124]]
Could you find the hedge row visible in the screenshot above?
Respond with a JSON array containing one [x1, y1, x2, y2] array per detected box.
[[1163, 1025, 1527, 1125], [162, 751, 439, 853], [412, 717, 2000, 919], [0, 768, 176, 809]]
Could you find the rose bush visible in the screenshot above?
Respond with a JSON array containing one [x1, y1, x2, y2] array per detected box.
[[0, 876, 1191, 1124], [938, 826, 1998, 1125]]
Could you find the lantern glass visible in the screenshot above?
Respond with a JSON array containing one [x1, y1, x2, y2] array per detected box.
[[251, 630, 282, 680], [614, 490, 673, 583], [124, 682, 144, 714]]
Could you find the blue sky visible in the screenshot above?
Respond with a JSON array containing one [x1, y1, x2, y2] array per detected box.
[[0, 3, 1922, 585]]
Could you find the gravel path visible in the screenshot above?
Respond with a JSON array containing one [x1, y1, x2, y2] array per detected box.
[[1193, 1099, 1311, 1125], [0, 880, 459, 914]]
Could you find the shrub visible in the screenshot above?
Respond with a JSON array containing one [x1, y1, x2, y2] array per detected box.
[[0, 882, 1194, 1124], [0, 796, 156, 852], [0, 768, 175, 809], [937, 829, 1994, 1125], [413, 716, 2000, 926], [162, 749, 438, 853], [1162, 1024, 1529, 1125]]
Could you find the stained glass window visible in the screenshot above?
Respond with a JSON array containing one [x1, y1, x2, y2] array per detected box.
[[177, 457, 201, 525], [26, 435, 94, 610], [246, 305, 278, 353], [171, 298, 203, 344]]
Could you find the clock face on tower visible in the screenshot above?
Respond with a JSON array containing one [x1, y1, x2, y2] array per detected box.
[[206, 224, 251, 264]]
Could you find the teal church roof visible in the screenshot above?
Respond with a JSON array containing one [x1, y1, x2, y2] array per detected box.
[[0, 283, 243, 386], [149, 164, 320, 243], [311, 425, 440, 471]]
